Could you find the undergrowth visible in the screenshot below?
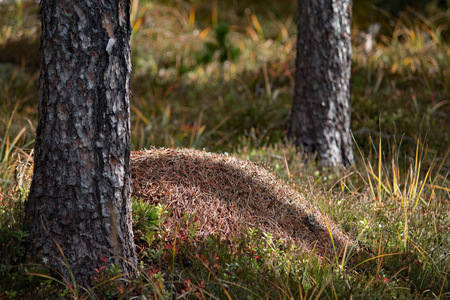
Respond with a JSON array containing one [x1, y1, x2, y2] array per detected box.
[[2, 164, 448, 298]]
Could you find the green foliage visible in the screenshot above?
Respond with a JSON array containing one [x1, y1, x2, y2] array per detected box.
[[196, 24, 240, 65], [132, 198, 167, 246], [0, 188, 59, 298]]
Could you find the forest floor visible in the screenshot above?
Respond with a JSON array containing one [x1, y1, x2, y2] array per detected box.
[[0, 0, 449, 298]]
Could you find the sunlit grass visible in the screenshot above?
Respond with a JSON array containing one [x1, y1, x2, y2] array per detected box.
[[0, 110, 33, 192], [351, 8, 449, 161]]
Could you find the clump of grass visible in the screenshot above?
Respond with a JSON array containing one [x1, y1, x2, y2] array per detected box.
[[313, 137, 450, 297], [352, 8, 450, 160], [0, 67, 38, 192], [0, 113, 33, 192], [353, 7, 449, 87], [0, 166, 57, 299]]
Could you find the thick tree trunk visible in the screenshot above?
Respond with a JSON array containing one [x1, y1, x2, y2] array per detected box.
[[25, 0, 137, 288], [288, 0, 354, 166]]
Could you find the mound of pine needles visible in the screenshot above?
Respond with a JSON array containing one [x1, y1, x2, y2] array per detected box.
[[131, 147, 355, 260]]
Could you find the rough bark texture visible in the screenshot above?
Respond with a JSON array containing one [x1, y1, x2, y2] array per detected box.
[[288, 0, 354, 166], [25, 0, 137, 287]]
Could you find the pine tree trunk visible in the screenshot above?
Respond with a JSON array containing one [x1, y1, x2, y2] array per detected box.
[[25, 0, 137, 288], [288, 0, 354, 166]]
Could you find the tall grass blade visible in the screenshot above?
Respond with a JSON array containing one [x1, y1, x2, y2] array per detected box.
[[320, 212, 338, 269], [378, 137, 382, 203], [251, 13, 265, 40], [350, 253, 402, 271], [413, 163, 433, 211]]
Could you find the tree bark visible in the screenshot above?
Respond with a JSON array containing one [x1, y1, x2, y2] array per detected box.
[[25, 0, 137, 288], [288, 0, 354, 167]]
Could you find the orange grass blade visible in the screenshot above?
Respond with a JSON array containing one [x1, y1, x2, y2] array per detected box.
[[251, 13, 264, 40]]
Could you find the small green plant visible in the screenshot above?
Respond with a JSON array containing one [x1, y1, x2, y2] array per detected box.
[[132, 198, 167, 246], [196, 23, 240, 65]]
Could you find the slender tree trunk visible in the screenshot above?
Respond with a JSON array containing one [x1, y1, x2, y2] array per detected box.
[[25, 0, 136, 288], [288, 0, 354, 167]]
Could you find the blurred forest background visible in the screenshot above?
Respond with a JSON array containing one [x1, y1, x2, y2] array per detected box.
[[1, 0, 449, 161]]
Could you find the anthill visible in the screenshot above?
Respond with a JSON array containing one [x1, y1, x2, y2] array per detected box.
[[131, 147, 355, 261]]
